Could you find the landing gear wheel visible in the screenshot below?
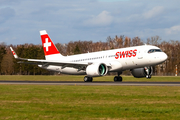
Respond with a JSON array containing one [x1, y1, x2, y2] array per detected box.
[[114, 76, 118, 82], [114, 76, 122, 82], [84, 76, 93, 82], [146, 75, 151, 79], [84, 76, 88, 82], [118, 76, 122, 81], [89, 77, 93, 82]]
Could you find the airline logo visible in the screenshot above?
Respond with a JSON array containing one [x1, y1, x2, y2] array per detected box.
[[44, 38, 51, 51], [40, 31, 60, 56], [115, 49, 137, 59]]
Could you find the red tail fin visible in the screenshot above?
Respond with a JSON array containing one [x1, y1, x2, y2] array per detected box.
[[40, 30, 60, 56]]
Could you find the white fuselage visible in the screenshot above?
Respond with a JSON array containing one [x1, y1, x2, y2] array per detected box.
[[39, 45, 167, 75]]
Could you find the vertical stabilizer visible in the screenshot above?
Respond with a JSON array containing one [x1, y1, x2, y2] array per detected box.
[[40, 30, 64, 60]]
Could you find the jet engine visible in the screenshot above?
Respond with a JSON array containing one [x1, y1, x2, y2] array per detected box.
[[86, 63, 108, 77], [131, 67, 153, 78]]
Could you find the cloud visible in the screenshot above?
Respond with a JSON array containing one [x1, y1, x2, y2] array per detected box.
[[166, 25, 180, 35], [143, 6, 164, 19], [83, 11, 113, 27], [125, 6, 165, 23], [1, 0, 180, 45]]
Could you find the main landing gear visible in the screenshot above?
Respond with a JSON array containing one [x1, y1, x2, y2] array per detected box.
[[114, 72, 122, 82], [84, 76, 93, 82], [84, 71, 123, 82]]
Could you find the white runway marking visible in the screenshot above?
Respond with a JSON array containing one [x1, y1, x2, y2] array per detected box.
[[0, 81, 180, 86]]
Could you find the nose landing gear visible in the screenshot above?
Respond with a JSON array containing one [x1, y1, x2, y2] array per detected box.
[[145, 67, 152, 79], [146, 75, 151, 79]]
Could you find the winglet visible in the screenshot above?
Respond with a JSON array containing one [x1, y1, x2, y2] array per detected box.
[[10, 47, 18, 59]]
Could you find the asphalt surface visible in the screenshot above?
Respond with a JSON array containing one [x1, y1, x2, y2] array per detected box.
[[0, 81, 180, 86]]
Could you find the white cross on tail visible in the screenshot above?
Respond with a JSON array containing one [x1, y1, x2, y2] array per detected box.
[[44, 38, 51, 51]]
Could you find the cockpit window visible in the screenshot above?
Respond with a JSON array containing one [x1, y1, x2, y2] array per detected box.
[[148, 49, 162, 53]]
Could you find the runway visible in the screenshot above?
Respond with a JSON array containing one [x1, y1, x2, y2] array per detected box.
[[0, 81, 180, 86]]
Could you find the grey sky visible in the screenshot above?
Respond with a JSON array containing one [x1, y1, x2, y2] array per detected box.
[[1, 0, 180, 45]]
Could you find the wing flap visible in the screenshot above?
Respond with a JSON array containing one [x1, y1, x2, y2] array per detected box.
[[22, 59, 89, 69]]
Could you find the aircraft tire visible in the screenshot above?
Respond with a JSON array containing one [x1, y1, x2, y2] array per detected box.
[[119, 76, 122, 82], [148, 75, 151, 79], [114, 76, 118, 82], [84, 76, 88, 82], [90, 77, 93, 82], [146, 75, 151, 79], [84, 76, 93, 82], [114, 76, 122, 82]]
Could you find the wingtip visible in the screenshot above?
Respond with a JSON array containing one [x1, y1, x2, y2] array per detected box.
[[10, 47, 18, 59], [10, 47, 13, 51]]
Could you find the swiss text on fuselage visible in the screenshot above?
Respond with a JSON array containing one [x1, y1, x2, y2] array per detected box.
[[115, 49, 137, 59]]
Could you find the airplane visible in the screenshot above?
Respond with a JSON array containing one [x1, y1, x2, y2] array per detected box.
[[10, 30, 168, 82]]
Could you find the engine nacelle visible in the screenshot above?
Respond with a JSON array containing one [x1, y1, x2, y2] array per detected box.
[[86, 63, 108, 77], [131, 67, 153, 78]]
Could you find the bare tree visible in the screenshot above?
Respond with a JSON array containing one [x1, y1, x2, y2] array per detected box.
[[131, 37, 143, 46], [147, 36, 161, 45]]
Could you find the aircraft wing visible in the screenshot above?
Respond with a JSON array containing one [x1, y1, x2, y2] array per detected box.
[[10, 47, 111, 70], [10, 47, 91, 70], [24, 59, 89, 66], [18, 59, 90, 70]]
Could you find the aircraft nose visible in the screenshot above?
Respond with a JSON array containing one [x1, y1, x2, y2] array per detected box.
[[161, 52, 168, 61]]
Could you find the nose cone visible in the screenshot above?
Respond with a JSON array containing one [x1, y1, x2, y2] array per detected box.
[[161, 52, 168, 61]]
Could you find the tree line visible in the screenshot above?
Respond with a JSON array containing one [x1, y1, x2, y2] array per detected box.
[[0, 35, 179, 76]]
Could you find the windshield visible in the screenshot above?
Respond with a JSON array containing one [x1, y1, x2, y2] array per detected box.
[[148, 49, 162, 53]]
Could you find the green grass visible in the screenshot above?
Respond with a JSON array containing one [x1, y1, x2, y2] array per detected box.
[[0, 75, 180, 82], [0, 85, 180, 119]]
